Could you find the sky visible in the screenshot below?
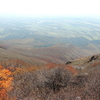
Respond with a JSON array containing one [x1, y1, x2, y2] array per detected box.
[[0, 0, 100, 16]]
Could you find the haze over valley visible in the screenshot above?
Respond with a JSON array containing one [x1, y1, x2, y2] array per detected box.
[[1, 15, 100, 47], [0, 0, 100, 99], [0, 15, 100, 64], [0, 8, 100, 100]]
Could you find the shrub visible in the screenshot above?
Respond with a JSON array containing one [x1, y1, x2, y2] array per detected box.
[[9, 66, 72, 99], [45, 67, 72, 93], [83, 66, 100, 100]]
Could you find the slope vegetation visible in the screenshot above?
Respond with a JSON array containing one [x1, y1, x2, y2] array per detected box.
[[0, 53, 100, 100]]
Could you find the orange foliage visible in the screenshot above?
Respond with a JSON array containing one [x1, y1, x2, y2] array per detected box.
[[65, 65, 77, 75], [92, 62, 100, 67], [47, 63, 56, 69], [47, 63, 77, 75], [13, 66, 41, 75], [0, 59, 33, 68], [0, 66, 13, 100]]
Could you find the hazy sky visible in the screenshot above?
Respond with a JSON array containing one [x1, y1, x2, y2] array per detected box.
[[0, 0, 100, 15]]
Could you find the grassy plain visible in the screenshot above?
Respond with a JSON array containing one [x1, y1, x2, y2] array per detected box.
[[0, 16, 100, 47]]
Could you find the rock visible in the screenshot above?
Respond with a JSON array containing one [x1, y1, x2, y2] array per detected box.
[[88, 55, 98, 62], [66, 61, 72, 64]]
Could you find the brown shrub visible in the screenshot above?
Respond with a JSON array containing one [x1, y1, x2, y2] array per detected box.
[[7, 62, 100, 100], [82, 66, 100, 100], [45, 67, 72, 93], [9, 66, 72, 99]]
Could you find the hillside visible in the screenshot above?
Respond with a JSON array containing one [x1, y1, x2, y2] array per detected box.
[[0, 45, 46, 67], [0, 42, 100, 66], [0, 40, 100, 100], [9, 43, 100, 64], [0, 50, 100, 100], [0, 15, 100, 100]]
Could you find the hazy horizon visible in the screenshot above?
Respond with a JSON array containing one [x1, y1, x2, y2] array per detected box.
[[0, 0, 100, 16]]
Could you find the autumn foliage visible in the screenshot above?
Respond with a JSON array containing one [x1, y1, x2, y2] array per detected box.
[[92, 62, 100, 67], [47, 63, 77, 75], [0, 66, 13, 100], [0, 55, 100, 100]]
